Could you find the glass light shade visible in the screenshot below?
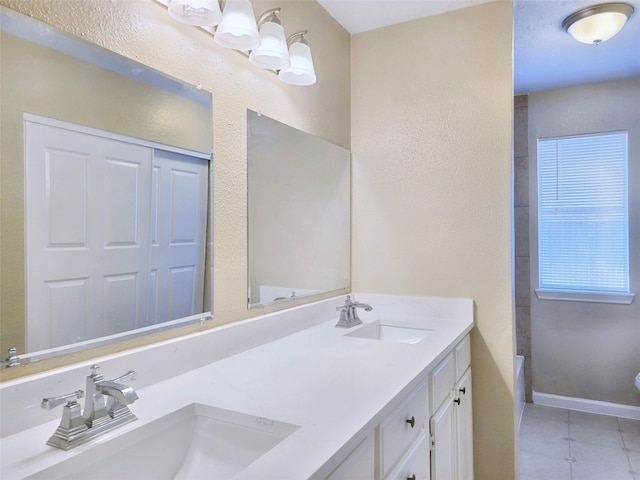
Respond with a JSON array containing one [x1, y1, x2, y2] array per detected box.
[[278, 42, 316, 86], [168, 0, 222, 27], [249, 22, 290, 70], [214, 0, 261, 50], [567, 11, 629, 44]]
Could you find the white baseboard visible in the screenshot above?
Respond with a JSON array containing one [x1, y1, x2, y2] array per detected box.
[[532, 391, 640, 420]]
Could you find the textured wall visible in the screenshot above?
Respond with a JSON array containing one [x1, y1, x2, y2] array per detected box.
[[0, 0, 350, 378], [351, 2, 516, 479], [529, 78, 640, 407]]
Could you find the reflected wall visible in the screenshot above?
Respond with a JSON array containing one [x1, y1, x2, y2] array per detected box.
[[247, 111, 350, 307]]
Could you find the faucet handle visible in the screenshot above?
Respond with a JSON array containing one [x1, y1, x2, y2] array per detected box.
[[42, 390, 84, 410], [110, 370, 136, 384]]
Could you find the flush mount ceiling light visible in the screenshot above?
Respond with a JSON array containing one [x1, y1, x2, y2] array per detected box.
[[562, 3, 634, 44], [249, 8, 290, 70], [167, 0, 222, 27], [278, 31, 316, 86]]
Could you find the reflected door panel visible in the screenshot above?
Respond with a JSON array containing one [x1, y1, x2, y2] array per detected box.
[[25, 121, 152, 351], [149, 150, 208, 325]]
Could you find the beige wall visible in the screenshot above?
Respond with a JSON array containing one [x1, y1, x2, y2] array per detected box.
[[529, 78, 640, 407], [351, 2, 516, 479], [0, 0, 350, 377]]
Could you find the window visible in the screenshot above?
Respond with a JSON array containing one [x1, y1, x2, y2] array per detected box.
[[536, 131, 632, 303]]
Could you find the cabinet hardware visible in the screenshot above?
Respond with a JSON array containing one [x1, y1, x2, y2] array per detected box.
[[407, 475, 416, 480], [406, 416, 415, 428], [454, 398, 461, 405], [459, 386, 466, 395]]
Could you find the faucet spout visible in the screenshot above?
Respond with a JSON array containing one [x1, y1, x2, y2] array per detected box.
[[352, 301, 373, 312], [98, 381, 139, 405]]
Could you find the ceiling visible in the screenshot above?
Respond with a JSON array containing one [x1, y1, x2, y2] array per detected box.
[[316, 0, 640, 94]]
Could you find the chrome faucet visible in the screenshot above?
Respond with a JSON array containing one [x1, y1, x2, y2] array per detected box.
[[41, 364, 138, 450], [83, 365, 138, 428], [335, 295, 373, 328]]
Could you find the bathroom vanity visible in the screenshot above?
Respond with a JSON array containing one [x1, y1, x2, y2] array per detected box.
[[0, 294, 473, 479]]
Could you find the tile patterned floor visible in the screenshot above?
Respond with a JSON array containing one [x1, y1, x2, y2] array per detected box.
[[519, 403, 640, 480]]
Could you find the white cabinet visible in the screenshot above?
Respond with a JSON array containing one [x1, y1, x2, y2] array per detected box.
[[385, 433, 430, 480], [326, 435, 375, 480], [455, 368, 473, 480], [430, 335, 473, 480], [379, 382, 429, 480], [324, 335, 473, 480]]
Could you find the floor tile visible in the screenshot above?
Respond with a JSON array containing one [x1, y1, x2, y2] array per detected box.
[[519, 450, 571, 479], [519, 428, 570, 458], [523, 403, 569, 423], [569, 410, 620, 429], [619, 418, 640, 436], [570, 461, 635, 480], [623, 431, 640, 453], [628, 450, 640, 473], [570, 423, 625, 449], [570, 439, 630, 471]]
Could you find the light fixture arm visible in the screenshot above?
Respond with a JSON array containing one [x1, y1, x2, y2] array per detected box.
[[257, 8, 282, 27], [287, 30, 309, 47]]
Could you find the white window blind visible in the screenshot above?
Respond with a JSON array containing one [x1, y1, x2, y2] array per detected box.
[[537, 131, 629, 294]]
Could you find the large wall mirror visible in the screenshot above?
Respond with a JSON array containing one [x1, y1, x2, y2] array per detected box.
[[247, 110, 350, 308], [0, 7, 213, 364]]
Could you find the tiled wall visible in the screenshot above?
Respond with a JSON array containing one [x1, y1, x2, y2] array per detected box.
[[514, 95, 532, 402]]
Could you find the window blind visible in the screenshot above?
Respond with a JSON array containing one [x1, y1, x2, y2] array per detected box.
[[537, 131, 629, 293]]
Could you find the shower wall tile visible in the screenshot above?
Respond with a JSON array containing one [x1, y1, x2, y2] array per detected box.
[[514, 155, 529, 207], [514, 107, 529, 157], [514, 95, 532, 403], [515, 206, 530, 257], [515, 256, 531, 307]]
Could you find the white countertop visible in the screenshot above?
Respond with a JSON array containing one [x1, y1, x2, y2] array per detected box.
[[0, 294, 473, 479]]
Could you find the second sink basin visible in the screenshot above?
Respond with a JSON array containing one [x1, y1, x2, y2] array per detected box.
[[26, 403, 299, 480], [346, 320, 433, 344]]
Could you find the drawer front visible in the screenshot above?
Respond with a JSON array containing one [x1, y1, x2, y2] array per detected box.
[[431, 352, 455, 409], [325, 434, 375, 480], [455, 335, 471, 381], [385, 433, 430, 480], [379, 382, 428, 477]]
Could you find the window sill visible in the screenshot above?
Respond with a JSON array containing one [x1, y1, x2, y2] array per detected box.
[[535, 289, 635, 305]]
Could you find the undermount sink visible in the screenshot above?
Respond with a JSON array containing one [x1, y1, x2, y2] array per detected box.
[[346, 320, 433, 344], [26, 403, 299, 480]]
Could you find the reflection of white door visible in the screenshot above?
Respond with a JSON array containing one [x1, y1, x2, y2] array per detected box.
[[149, 150, 208, 324], [26, 121, 152, 351], [25, 120, 208, 352]]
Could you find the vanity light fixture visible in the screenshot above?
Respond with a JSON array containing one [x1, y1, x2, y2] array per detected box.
[[214, 0, 261, 50], [562, 3, 634, 44], [278, 31, 316, 86], [161, 0, 317, 86], [167, 0, 222, 27], [248, 8, 290, 70]]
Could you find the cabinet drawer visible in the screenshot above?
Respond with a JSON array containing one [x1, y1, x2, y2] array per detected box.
[[455, 335, 471, 381], [325, 434, 375, 480], [431, 352, 455, 409], [379, 382, 428, 477], [384, 433, 430, 480]]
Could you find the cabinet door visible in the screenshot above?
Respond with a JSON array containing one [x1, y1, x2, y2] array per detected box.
[[455, 368, 473, 480], [430, 395, 456, 480]]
